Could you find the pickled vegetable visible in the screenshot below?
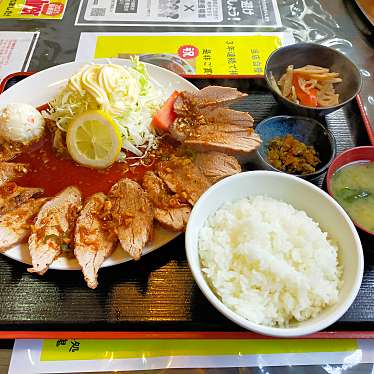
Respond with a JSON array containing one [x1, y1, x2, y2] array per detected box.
[[267, 134, 320, 175]]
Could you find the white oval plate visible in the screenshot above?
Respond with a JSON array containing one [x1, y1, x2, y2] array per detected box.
[[0, 58, 198, 270]]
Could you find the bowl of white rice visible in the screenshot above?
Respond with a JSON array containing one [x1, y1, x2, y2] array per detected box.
[[185, 171, 363, 337]]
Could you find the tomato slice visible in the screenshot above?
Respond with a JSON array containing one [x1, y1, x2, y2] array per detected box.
[[151, 91, 180, 132], [292, 74, 318, 107]]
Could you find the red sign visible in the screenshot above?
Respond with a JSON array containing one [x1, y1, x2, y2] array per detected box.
[[178, 45, 199, 59], [20, 0, 64, 16], [41, 2, 64, 16]]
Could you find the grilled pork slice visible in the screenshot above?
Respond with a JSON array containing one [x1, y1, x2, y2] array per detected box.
[[74, 193, 116, 289], [170, 108, 254, 143], [156, 156, 211, 205], [184, 124, 261, 156], [28, 186, 82, 275], [0, 162, 28, 187], [199, 107, 254, 127], [0, 198, 48, 253], [170, 117, 197, 143], [142, 171, 191, 232], [0, 184, 43, 215], [194, 151, 241, 184], [109, 178, 153, 260], [174, 86, 247, 114], [171, 87, 252, 142]]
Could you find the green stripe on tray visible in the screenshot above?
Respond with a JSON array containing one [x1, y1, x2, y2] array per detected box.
[[40, 339, 358, 361]]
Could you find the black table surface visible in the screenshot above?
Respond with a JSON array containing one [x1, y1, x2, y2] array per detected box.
[[0, 0, 373, 334]]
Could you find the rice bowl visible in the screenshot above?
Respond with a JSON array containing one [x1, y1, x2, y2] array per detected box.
[[199, 195, 342, 328], [185, 171, 364, 337]]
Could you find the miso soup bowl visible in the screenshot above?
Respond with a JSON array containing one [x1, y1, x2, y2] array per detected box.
[[327, 146, 374, 236]]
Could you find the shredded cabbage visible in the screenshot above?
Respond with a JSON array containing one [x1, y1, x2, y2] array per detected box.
[[47, 58, 166, 157]]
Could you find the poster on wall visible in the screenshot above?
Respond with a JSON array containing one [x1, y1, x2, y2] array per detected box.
[[0, 0, 68, 19], [75, 0, 282, 28], [75, 32, 294, 77]]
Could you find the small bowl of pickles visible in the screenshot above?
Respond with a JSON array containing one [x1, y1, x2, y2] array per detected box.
[[254, 115, 336, 181], [327, 146, 374, 236]]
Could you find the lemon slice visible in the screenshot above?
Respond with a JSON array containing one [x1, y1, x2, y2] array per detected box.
[[66, 110, 122, 169]]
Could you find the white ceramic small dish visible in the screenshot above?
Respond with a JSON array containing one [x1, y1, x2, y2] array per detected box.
[[185, 171, 364, 337]]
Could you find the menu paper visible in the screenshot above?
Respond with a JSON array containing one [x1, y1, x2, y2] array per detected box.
[[75, 0, 282, 27], [0, 0, 68, 19], [75, 32, 294, 76], [9, 338, 374, 373], [0, 32, 39, 82]]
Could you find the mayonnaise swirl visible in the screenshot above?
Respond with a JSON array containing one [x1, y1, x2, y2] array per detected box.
[[48, 60, 166, 157], [67, 64, 138, 116]]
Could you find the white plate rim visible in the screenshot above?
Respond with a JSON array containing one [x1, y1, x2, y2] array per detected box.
[[0, 58, 198, 270]]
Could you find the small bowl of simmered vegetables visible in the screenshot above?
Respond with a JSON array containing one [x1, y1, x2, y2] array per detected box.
[[264, 43, 362, 117], [255, 115, 336, 181], [327, 146, 374, 236]]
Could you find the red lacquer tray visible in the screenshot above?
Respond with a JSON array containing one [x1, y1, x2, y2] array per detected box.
[[0, 72, 373, 340]]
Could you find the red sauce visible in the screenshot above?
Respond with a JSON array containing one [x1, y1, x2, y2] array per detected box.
[[13, 135, 150, 198]]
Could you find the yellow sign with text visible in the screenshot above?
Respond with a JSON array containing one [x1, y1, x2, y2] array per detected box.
[[40, 339, 358, 361], [94, 35, 284, 76], [0, 0, 68, 19]]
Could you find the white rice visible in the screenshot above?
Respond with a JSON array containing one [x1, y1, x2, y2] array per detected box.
[[198, 195, 342, 327]]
